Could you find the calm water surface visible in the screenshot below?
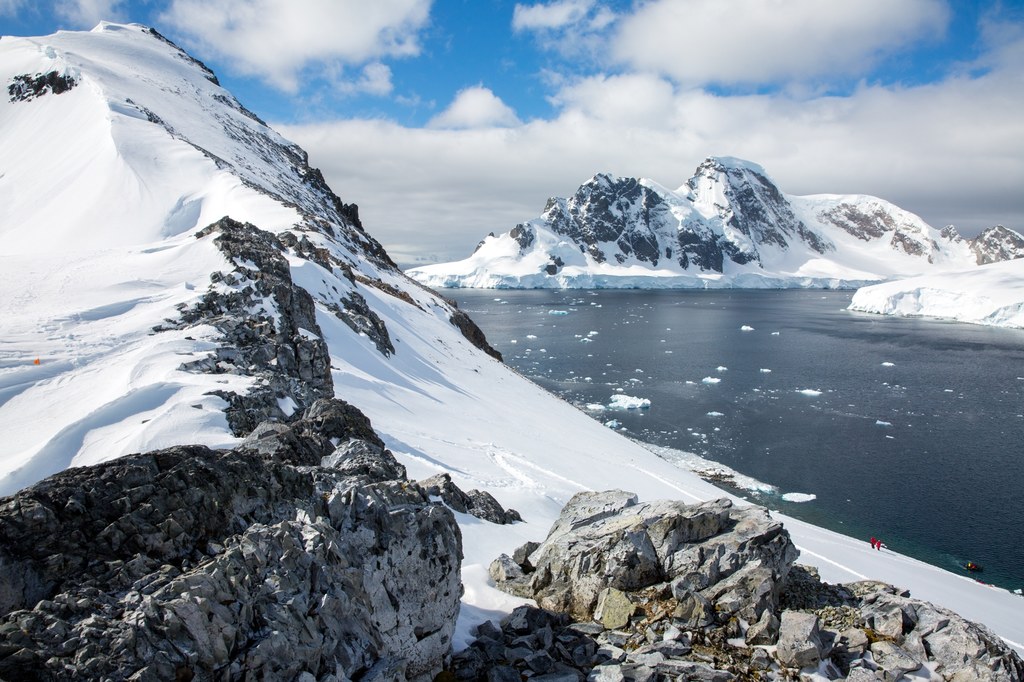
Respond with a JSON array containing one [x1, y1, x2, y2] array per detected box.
[[452, 289, 1024, 591]]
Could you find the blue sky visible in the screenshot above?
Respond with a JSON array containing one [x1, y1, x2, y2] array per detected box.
[[3, 1, 1024, 263]]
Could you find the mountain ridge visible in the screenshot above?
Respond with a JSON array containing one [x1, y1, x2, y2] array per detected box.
[[409, 157, 1021, 289]]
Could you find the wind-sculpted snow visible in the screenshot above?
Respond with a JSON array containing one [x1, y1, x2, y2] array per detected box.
[[408, 158, 1023, 289], [849, 258, 1024, 328]]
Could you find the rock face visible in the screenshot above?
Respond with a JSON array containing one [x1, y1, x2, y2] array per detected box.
[[0, 399, 463, 681], [493, 492, 796, 624], [470, 491, 1024, 682], [970, 224, 1024, 264], [173, 217, 335, 435]]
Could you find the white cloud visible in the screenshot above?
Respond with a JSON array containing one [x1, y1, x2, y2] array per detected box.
[[55, 0, 126, 26], [281, 48, 1024, 264], [512, 0, 594, 31], [337, 62, 394, 97], [428, 86, 522, 129], [612, 0, 951, 86], [159, 0, 431, 92]]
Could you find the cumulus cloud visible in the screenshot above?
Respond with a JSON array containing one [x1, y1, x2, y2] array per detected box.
[[611, 0, 950, 86], [337, 63, 394, 97], [512, 0, 618, 59], [159, 0, 430, 92], [428, 86, 522, 129], [55, 0, 127, 26]]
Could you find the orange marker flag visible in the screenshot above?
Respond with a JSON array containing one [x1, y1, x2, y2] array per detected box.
[[33, 358, 40, 365]]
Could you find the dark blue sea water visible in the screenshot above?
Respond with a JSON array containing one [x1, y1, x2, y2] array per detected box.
[[451, 289, 1024, 592]]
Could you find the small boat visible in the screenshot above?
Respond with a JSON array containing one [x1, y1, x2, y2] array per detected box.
[[965, 562, 984, 572]]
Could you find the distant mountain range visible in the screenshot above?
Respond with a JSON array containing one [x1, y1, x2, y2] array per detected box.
[[409, 157, 1024, 289]]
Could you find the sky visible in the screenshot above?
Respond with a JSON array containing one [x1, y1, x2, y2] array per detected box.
[[2, 1, 1023, 265]]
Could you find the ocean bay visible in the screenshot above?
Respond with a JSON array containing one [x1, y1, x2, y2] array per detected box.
[[453, 288, 1024, 592]]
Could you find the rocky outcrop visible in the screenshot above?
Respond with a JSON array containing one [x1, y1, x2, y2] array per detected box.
[[0, 399, 463, 681], [172, 217, 334, 434], [8, 71, 78, 102], [970, 225, 1024, 265], [492, 492, 795, 624], [418, 473, 521, 525], [473, 490, 1024, 682]]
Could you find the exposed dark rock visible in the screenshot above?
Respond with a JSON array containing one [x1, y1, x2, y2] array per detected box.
[[418, 473, 520, 525], [0, 405, 462, 681], [8, 71, 78, 102], [449, 307, 503, 361], [970, 224, 1024, 264], [510, 224, 535, 251], [171, 217, 333, 435], [328, 289, 395, 356]]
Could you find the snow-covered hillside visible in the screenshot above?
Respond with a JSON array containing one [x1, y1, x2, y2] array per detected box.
[[2, 24, 1022, 656], [408, 157, 1021, 289], [849, 258, 1024, 328]]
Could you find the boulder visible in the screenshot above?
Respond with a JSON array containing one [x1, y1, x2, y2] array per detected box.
[[776, 610, 823, 668], [594, 587, 636, 630], [494, 491, 797, 623]]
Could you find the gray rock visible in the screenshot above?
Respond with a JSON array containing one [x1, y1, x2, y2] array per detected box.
[[744, 607, 779, 645], [0, 410, 462, 681], [594, 587, 636, 630], [844, 666, 882, 681], [418, 473, 520, 524], [490, 553, 525, 583], [869, 640, 922, 681], [498, 492, 797, 622], [321, 439, 406, 482], [776, 610, 823, 668]]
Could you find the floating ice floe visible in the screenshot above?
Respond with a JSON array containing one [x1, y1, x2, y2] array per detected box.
[[549, 310, 569, 315], [609, 394, 651, 410], [702, 377, 721, 385], [585, 403, 605, 411], [782, 492, 817, 503], [798, 389, 823, 396], [882, 362, 895, 367], [771, 331, 780, 336], [741, 325, 755, 331], [603, 419, 621, 429], [526, 334, 537, 339], [716, 366, 728, 372], [876, 420, 893, 426], [706, 411, 724, 417], [760, 368, 772, 373]]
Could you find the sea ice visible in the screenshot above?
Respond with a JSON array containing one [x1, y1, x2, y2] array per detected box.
[[798, 389, 823, 396], [702, 377, 721, 384], [609, 394, 651, 410], [585, 403, 605, 411], [875, 420, 893, 426], [771, 331, 780, 336], [741, 325, 755, 331], [760, 368, 772, 373], [526, 334, 537, 339], [782, 492, 817, 503], [548, 310, 569, 315], [716, 366, 728, 372], [706, 411, 724, 417], [882, 362, 895, 367], [603, 419, 621, 428]]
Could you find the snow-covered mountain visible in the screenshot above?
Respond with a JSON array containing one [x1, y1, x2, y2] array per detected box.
[[2, 23, 1023, 659], [408, 157, 1022, 289]]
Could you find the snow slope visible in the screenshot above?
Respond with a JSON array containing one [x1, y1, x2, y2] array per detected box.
[[848, 259, 1024, 328], [1, 24, 1021, 657], [407, 158, 1000, 289]]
